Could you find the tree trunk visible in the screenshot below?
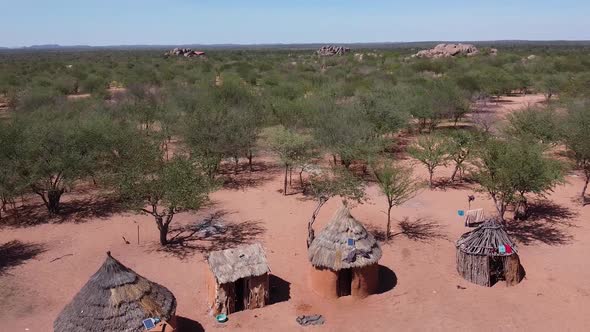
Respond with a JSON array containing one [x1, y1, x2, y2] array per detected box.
[[450, 163, 460, 182], [429, 171, 434, 189], [582, 174, 589, 205], [386, 204, 393, 240], [332, 155, 338, 166], [491, 195, 507, 222], [299, 168, 304, 188], [47, 189, 64, 214], [234, 156, 239, 175], [283, 164, 288, 195], [307, 197, 328, 248], [248, 150, 253, 171], [342, 159, 351, 170], [289, 167, 293, 186], [156, 216, 170, 245], [158, 224, 169, 245]]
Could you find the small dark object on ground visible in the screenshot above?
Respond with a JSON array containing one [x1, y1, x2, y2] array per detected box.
[[296, 315, 325, 326], [456, 285, 466, 290]]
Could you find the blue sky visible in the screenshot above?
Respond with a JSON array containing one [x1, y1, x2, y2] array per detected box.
[[1, 0, 589, 47]]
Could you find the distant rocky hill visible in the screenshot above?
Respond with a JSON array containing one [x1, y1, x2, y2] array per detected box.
[[164, 48, 206, 58], [316, 45, 351, 56], [413, 43, 480, 58]]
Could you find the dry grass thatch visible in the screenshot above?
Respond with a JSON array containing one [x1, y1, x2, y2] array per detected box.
[[456, 218, 518, 256], [308, 205, 382, 270], [207, 243, 270, 285], [54, 252, 176, 332]]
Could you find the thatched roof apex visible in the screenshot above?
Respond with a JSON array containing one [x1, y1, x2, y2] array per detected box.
[[54, 252, 176, 332], [456, 218, 518, 256], [207, 243, 270, 284], [308, 205, 382, 270]]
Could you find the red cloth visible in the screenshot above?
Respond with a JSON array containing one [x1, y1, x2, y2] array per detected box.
[[505, 244, 512, 254]]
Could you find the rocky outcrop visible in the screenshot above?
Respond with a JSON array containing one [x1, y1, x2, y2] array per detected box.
[[413, 43, 480, 59], [316, 45, 350, 56], [164, 48, 206, 58]]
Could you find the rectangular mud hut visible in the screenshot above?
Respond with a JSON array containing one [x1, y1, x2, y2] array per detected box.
[[207, 243, 270, 315], [307, 206, 382, 299], [456, 218, 524, 287]]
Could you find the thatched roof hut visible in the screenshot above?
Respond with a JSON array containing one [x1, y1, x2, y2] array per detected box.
[[207, 243, 270, 315], [308, 206, 382, 298], [208, 243, 270, 284], [54, 252, 177, 332], [456, 218, 524, 287]]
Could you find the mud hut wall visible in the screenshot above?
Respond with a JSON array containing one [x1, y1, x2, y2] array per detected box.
[[245, 274, 269, 310], [207, 270, 217, 312], [209, 277, 236, 315], [456, 250, 491, 287], [309, 266, 339, 299], [503, 254, 523, 286], [351, 263, 379, 298]]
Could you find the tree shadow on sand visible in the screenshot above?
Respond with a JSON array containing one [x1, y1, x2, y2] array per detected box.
[[506, 200, 577, 246], [0, 195, 125, 229], [0, 240, 46, 275], [369, 217, 448, 243], [153, 210, 266, 260], [219, 160, 281, 191]]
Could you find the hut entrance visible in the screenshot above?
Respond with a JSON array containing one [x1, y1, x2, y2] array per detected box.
[[234, 278, 248, 312], [489, 257, 505, 285], [337, 269, 352, 296]]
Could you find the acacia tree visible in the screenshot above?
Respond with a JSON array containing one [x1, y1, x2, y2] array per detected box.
[[473, 137, 563, 220], [408, 134, 448, 188], [445, 130, 478, 181], [313, 104, 380, 169], [17, 109, 111, 214], [0, 121, 25, 219], [373, 161, 422, 239], [266, 126, 314, 195], [181, 81, 263, 177], [562, 100, 590, 204], [505, 106, 561, 144], [111, 133, 211, 245]]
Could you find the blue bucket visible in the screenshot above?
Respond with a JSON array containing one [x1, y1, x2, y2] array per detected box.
[[216, 314, 228, 323]]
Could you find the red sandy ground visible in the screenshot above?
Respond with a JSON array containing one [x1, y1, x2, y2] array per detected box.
[[1, 95, 589, 331]]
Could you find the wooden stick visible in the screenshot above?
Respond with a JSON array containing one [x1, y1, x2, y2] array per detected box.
[[50, 254, 73, 263]]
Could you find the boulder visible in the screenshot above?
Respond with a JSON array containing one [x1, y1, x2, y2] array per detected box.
[[413, 43, 480, 58]]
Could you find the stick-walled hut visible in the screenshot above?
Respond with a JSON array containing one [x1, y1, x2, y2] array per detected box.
[[456, 218, 524, 287], [54, 252, 177, 332], [308, 206, 382, 299], [207, 243, 270, 315]]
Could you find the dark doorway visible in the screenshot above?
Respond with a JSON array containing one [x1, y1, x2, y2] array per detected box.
[[337, 269, 352, 296], [489, 257, 505, 286], [235, 278, 245, 312]]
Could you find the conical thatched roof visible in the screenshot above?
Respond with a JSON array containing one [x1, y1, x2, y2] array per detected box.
[[207, 243, 270, 284], [54, 252, 176, 332], [456, 218, 518, 256], [308, 205, 382, 270]]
